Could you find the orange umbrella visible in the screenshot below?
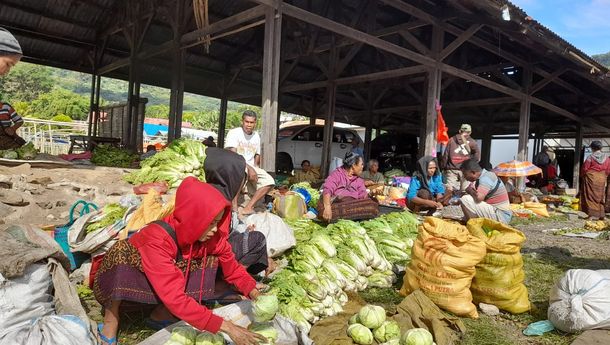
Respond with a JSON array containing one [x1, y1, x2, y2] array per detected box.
[[493, 160, 542, 177]]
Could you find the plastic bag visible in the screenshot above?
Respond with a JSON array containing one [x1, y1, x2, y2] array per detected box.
[[400, 217, 487, 318], [548, 269, 610, 333], [523, 202, 549, 217], [467, 218, 530, 314], [273, 193, 307, 220], [245, 212, 296, 258], [133, 181, 169, 195], [0, 315, 95, 345]]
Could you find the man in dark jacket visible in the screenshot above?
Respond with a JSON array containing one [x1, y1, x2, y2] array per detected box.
[[440, 124, 481, 193]]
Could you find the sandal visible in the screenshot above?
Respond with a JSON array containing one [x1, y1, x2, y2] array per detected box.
[[144, 318, 175, 331], [97, 323, 119, 345]]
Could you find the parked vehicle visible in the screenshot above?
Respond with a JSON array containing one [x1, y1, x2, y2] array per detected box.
[[370, 132, 418, 174], [276, 125, 359, 171]]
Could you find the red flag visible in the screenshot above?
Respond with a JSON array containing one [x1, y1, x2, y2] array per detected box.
[[436, 102, 449, 145]]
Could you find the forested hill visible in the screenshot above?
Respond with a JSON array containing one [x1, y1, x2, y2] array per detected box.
[[592, 51, 610, 67]]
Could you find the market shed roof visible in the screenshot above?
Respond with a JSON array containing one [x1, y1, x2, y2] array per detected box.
[[2, 0, 609, 136]]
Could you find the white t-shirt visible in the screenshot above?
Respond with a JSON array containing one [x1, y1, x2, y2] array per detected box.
[[225, 127, 261, 166]]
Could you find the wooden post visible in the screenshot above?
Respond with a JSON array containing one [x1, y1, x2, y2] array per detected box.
[[260, 5, 282, 172], [168, 0, 185, 143], [132, 81, 142, 151], [93, 75, 101, 136], [364, 88, 374, 161], [87, 71, 96, 137], [321, 82, 337, 176], [517, 68, 532, 161], [309, 91, 317, 125], [421, 25, 443, 158], [573, 123, 583, 189], [481, 131, 492, 168], [218, 97, 228, 148]]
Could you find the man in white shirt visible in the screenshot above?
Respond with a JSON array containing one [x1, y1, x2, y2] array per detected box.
[[225, 110, 275, 215]]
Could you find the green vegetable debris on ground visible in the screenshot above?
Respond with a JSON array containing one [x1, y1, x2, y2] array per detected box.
[[91, 145, 138, 168], [124, 139, 206, 187]]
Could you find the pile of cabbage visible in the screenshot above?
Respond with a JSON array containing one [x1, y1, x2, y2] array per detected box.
[[273, 212, 419, 333], [0, 142, 38, 160], [124, 139, 207, 187], [347, 305, 435, 345], [164, 326, 224, 345]]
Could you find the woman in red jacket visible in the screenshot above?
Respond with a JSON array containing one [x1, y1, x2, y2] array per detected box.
[[94, 177, 264, 345]]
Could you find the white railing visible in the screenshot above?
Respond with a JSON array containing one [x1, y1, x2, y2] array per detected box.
[[19, 118, 88, 155]]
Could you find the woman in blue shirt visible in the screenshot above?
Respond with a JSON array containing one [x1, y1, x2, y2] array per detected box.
[[407, 156, 446, 214]]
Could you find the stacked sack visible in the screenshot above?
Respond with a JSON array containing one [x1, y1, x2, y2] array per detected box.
[[467, 218, 530, 314], [400, 217, 486, 318]]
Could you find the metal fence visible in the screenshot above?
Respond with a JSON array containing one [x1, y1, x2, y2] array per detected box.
[[19, 118, 87, 155]]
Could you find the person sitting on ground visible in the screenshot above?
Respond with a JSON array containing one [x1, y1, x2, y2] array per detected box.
[[0, 29, 25, 150], [459, 158, 512, 224], [580, 140, 610, 220], [94, 177, 266, 345], [140, 144, 157, 160], [204, 147, 274, 276], [440, 123, 480, 194], [361, 159, 385, 187], [289, 159, 321, 185], [498, 176, 524, 204], [319, 152, 379, 222], [407, 156, 446, 215], [225, 110, 275, 216], [203, 136, 216, 147]]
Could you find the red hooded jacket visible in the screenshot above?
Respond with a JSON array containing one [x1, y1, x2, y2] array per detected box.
[[129, 177, 256, 333]]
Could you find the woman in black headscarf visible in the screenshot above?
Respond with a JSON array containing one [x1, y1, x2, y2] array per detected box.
[[204, 148, 269, 275], [0, 28, 26, 150], [407, 156, 447, 214]]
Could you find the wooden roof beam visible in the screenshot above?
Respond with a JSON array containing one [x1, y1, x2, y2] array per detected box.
[[275, 2, 610, 132], [1, 1, 96, 31]]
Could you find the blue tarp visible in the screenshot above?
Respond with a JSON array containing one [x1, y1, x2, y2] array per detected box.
[[143, 123, 168, 136]]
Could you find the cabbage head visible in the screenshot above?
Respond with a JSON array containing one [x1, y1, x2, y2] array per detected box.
[[195, 331, 225, 345], [253, 295, 279, 322], [373, 320, 401, 343], [400, 328, 434, 345], [1, 150, 18, 159], [358, 305, 386, 329], [165, 326, 197, 345], [348, 314, 360, 325], [347, 323, 374, 345], [248, 322, 278, 344], [379, 340, 400, 345]]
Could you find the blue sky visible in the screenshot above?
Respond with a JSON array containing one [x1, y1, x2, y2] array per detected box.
[[510, 0, 610, 55]]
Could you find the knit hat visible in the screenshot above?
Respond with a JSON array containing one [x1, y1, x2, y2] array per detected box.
[[460, 124, 472, 132], [0, 28, 22, 55]]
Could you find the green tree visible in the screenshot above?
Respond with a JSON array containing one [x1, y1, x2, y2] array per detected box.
[[146, 104, 170, 118], [28, 88, 90, 120], [51, 114, 73, 122], [592, 51, 610, 67], [0, 63, 54, 102]]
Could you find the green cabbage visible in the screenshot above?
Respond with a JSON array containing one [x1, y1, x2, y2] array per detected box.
[[400, 328, 434, 345], [310, 232, 337, 257], [195, 332, 225, 345], [248, 322, 278, 344], [349, 314, 360, 325], [358, 305, 386, 329], [165, 326, 197, 345], [253, 295, 279, 322], [347, 323, 374, 345], [1, 150, 18, 159], [373, 320, 401, 343], [380, 340, 400, 345]]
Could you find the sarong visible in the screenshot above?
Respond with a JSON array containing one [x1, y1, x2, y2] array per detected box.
[[317, 196, 379, 222], [581, 171, 607, 219], [93, 240, 218, 308]]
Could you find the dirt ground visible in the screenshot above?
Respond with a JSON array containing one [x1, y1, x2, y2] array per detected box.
[[3, 163, 609, 345]]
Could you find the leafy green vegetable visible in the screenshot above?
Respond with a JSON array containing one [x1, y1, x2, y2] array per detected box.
[[400, 328, 434, 345], [347, 323, 374, 345], [253, 295, 279, 322], [358, 305, 386, 329], [16, 142, 38, 160], [195, 332, 224, 345], [124, 139, 207, 187], [1, 150, 18, 159], [248, 322, 278, 344], [85, 203, 127, 233], [165, 326, 197, 345], [91, 144, 138, 168], [373, 320, 401, 343]]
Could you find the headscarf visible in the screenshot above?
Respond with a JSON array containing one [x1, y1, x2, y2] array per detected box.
[[413, 156, 439, 192], [204, 147, 247, 201], [0, 28, 22, 56], [589, 141, 607, 164]]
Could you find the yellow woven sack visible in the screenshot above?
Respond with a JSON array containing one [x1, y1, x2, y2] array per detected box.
[[523, 202, 549, 217], [400, 217, 487, 318], [467, 218, 530, 314], [121, 189, 176, 239]]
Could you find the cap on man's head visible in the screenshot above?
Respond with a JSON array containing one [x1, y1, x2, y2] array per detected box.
[[460, 124, 472, 132], [207, 136, 214, 141], [0, 28, 22, 55]]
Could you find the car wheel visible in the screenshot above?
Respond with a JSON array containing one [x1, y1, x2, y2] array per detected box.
[[276, 152, 294, 174]]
